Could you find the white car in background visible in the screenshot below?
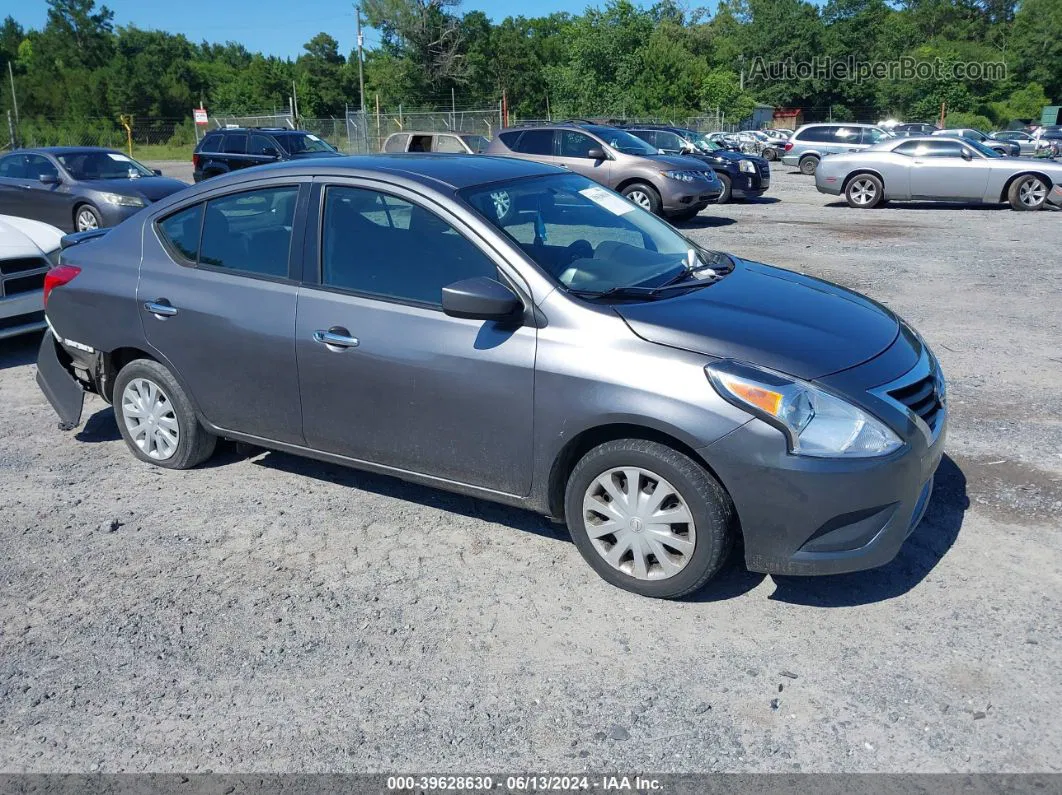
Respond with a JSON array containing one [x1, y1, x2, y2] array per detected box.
[[0, 215, 62, 339]]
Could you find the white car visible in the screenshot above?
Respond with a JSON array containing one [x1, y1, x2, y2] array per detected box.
[[0, 215, 62, 339]]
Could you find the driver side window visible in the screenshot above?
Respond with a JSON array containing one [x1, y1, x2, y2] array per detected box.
[[24, 155, 59, 181], [556, 131, 597, 159]]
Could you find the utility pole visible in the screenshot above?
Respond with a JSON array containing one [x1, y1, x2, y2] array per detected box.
[[451, 87, 456, 130], [356, 4, 366, 117], [739, 55, 745, 92], [7, 61, 18, 129]]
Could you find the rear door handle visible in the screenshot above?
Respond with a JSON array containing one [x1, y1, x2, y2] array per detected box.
[[144, 300, 178, 318], [313, 328, 359, 349]]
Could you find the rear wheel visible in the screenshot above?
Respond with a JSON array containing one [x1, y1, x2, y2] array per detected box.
[[113, 359, 216, 470], [762, 147, 778, 161], [74, 204, 102, 232], [622, 182, 662, 216], [845, 173, 884, 209], [564, 439, 734, 599], [799, 155, 820, 176], [1008, 174, 1048, 211]]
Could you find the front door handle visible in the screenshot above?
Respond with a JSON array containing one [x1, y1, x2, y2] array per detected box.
[[313, 327, 359, 350], [144, 300, 178, 318]]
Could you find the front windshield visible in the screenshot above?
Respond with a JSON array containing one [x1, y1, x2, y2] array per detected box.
[[460, 173, 729, 296], [57, 151, 155, 180], [685, 131, 721, 152], [276, 133, 336, 154], [965, 129, 987, 141], [462, 135, 489, 153], [588, 126, 659, 156]]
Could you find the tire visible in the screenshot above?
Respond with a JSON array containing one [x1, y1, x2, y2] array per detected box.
[[1007, 174, 1049, 211], [845, 173, 884, 209], [113, 358, 216, 470], [564, 439, 735, 599], [716, 174, 733, 204], [798, 155, 820, 176], [622, 182, 662, 216], [73, 204, 102, 232], [763, 147, 778, 161]]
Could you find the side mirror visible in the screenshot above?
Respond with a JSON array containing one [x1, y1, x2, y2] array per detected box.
[[262, 147, 279, 158], [442, 277, 522, 321], [586, 147, 605, 161], [960, 149, 973, 161], [39, 173, 60, 185], [152, 168, 163, 176]]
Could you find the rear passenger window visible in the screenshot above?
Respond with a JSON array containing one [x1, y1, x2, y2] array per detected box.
[[222, 134, 248, 154], [199, 134, 223, 152], [799, 126, 838, 143], [383, 133, 409, 153], [157, 204, 204, 262], [434, 135, 466, 153], [198, 186, 298, 278], [514, 129, 554, 155], [321, 186, 497, 306]]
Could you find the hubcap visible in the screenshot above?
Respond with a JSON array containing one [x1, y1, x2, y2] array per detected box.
[[582, 467, 696, 581], [76, 210, 98, 231], [121, 378, 180, 460], [850, 179, 877, 205], [627, 190, 652, 210], [1019, 178, 1046, 207]]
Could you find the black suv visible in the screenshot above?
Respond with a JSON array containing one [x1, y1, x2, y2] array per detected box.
[[623, 125, 770, 203], [192, 128, 343, 182]]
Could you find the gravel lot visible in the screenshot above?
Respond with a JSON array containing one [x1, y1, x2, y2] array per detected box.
[[2, 163, 1060, 774]]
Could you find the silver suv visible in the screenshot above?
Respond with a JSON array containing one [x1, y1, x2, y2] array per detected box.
[[486, 123, 722, 220], [782, 123, 893, 175]]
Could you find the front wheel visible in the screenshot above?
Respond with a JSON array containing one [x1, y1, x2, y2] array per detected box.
[[113, 359, 216, 470], [564, 439, 735, 599], [622, 182, 662, 216], [716, 173, 733, 204], [74, 205, 102, 232], [1008, 175, 1048, 211]]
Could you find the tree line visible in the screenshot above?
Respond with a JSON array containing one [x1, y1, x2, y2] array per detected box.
[[1, 0, 1060, 144]]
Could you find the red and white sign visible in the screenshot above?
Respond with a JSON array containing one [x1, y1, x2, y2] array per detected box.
[[193, 108, 208, 126]]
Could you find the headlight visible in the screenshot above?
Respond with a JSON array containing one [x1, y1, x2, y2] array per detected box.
[[662, 170, 697, 183], [738, 159, 757, 174], [99, 192, 145, 207], [706, 360, 904, 458]]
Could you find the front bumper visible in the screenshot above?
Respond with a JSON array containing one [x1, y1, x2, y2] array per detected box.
[[1049, 184, 1062, 207], [701, 336, 947, 576], [0, 292, 46, 340], [96, 202, 146, 229], [660, 181, 722, 212]]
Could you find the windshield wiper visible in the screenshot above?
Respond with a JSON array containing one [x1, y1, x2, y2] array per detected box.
[[568, 278, 719, 301]]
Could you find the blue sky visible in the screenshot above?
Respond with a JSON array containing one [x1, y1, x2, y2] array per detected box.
[[11, 0, 663, 60]]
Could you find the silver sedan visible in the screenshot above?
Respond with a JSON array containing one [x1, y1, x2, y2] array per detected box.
[[816, 136, 1062, 211]]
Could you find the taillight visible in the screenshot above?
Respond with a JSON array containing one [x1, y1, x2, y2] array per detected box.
[[192, 152, 201, 169], [784, 141, 794, 152], [43, 265, 81, 308]]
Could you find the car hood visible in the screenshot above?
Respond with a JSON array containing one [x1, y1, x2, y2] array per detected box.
[[614, 259, 900, 380], [85, 176, 188, 202], [690, 150, 768, 167], [0, 215, 63, 257], [645, 153, 715, 171], [287, 150, 345, 159]]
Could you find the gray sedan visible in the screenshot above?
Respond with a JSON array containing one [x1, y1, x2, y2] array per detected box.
[[38, 155, 946, 599], [816, 136, 1062, 210], [0, 147, 188, 232]]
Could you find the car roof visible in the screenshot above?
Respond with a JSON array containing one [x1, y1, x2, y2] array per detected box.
[[193, 153, 564, 192], [8, 146, 120, 157], [389, 131, 477, 137]]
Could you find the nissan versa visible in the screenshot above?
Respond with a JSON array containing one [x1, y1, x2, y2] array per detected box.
[[37, 155, 946, 599]]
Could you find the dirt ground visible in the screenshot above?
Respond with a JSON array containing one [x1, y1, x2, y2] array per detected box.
[[1, 164, 1060, 774]]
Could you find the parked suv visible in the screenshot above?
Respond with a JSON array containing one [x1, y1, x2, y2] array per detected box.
[[486, 122, 721, 220], [192, 128, 342, 182], [382, 131, 490, 154], [623, 125, 770, 203], [782, 123, 893, 175]]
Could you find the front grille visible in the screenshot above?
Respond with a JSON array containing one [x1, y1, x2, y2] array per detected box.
[[0, 256, 49, 299], [888, 373, 944, 432]]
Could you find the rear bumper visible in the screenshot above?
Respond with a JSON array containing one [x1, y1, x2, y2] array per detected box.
[[781, 154, 801, 167]]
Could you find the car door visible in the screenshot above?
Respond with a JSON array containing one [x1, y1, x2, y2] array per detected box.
[[139, 181, 308, 444], [18, 154, 75, 228], [554, 130, 611, 186], [504, 128, 556, 165], [908, 140, 990, 200], [0, 153, 28, 217], [294, 180, 536, 495], [831, 126, 862, 154], [221, 133, 252, 171]]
